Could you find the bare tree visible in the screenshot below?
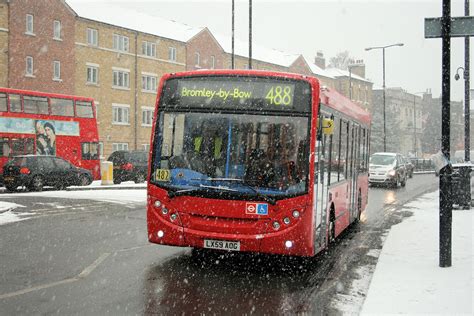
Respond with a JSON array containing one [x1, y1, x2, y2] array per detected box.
[[328, 51, 355, 70]]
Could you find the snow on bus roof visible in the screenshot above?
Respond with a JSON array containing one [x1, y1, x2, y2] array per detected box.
[[68, 1, 204, 42]]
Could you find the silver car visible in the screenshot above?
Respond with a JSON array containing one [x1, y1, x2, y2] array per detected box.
[[369, 153, 408, 188]]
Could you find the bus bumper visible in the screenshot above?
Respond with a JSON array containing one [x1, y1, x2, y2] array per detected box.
[[147, 208, 314, 257]]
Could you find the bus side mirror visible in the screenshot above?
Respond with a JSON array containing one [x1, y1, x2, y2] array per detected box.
[[322, 118, 334, 135]]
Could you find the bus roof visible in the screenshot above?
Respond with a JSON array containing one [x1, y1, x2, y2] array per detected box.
[[0, 87, 94, 102]]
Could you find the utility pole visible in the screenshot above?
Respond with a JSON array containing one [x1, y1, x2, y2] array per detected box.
[[232, 0, 235, 69], [439, 0, 452, 268], [249, 0, 252, 69], [464, 0, 471, 162]]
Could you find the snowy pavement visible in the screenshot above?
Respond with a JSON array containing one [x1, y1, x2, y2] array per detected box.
[[361, 190, 473, 314]]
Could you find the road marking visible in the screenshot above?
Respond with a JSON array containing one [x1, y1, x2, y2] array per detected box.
[[0, 252, 111, 300]]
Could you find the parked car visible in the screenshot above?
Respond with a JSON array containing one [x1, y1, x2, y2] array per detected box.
[[107, 150, 148, 184], [2, 155, 93, 192], [369, 152, 408, 188], [402, 156, 414, 178]]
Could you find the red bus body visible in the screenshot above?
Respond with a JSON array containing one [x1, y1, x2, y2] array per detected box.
[[147, 70, 371, 257], [0, 88, 101, 181]]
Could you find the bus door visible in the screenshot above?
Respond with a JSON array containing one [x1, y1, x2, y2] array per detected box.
[[349, 124, 360, 220], [314, 115, 331, 250]]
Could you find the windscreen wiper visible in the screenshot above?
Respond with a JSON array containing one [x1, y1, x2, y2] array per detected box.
[[168, 184, 237, 198], [204, 178, 276, 205]]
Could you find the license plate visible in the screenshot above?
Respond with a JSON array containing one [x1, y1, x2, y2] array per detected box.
[[3, 177, 14, 182], [204, 239, 240, 251]]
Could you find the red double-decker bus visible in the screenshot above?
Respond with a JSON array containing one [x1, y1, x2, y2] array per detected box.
[[147, 70, 371, 257], [0, 88, 101, 181]]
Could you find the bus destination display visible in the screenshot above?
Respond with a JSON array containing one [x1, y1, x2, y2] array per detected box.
[[178, 80, 294, 107]]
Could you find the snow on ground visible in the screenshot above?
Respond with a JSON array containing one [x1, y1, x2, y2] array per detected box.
[[361, 191, 473, 314], [0, 201, 28, 225], [1, 180, 147, 205]]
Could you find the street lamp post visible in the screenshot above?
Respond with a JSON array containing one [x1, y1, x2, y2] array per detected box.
[[366, 43, 404, 152]]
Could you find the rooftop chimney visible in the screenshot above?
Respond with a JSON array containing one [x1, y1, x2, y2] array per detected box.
[[349, 59, 365, 78], [314, 51, 326, 69]]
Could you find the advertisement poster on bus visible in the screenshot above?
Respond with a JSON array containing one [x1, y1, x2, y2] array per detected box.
[[0, 117, 80, 156]]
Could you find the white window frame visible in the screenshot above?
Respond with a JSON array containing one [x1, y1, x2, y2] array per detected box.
[[53, 20, 61, 40], [142, 144, 150, 151], [112, 103, 130, 125], [53, 61, 61, 80], [141, 74, 157, 92], [25, 56, 34, 76], [142, 41, 156, 57], [26, 14, 34, 35], [113, 34, 129, 52], [168, 47, 177, 62], [112, 69, 130, 89], [87, 28, 98, 46], [210, 55, 215, 69], [141, 106, 154, 126], [86, 63, 99, 84], [112, 143, 129, 152], [195, 52, 200, 67]]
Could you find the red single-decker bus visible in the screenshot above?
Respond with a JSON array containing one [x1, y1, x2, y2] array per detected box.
[[147, 70, 371, 257]]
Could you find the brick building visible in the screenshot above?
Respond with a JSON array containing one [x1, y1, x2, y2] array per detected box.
[[0, 0, 371, 159]]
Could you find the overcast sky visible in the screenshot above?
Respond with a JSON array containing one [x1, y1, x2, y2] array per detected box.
[[71, 0, 472, 101]]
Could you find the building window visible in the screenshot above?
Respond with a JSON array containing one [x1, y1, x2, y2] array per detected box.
[[142, 144, 150, 151], [113, 34, 129, 52], [87, 65, 99, 84], [53, 20, 61, 40], [26, 56, 34, 76], [112, 104, 130, 124], [141, 75, 157, 92], [210, 55, 215, 69], [26, 14, 34, 34], [142, 107, 154, 126], [112, 70, 130, 88], [168, 47, 177, 61], [142, 41, 156, 57], [112, 143, 129, 151], [53, 61, 61, 80], [87, 28, 98, 46], [195, 52, 200, 67]]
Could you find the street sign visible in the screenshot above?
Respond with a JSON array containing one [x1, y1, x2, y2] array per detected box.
[[425, 16, 474, 38]]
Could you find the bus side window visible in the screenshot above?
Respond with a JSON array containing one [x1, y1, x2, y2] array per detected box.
[[76, 101, 94, 118], [9, 94, 22, 112], [0, 138, 10, 157], [0, 93, 7, 112]]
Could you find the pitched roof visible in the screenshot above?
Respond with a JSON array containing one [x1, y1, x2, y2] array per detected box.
[[67, 1, 204, 42], [324, 67, 372, 83]]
